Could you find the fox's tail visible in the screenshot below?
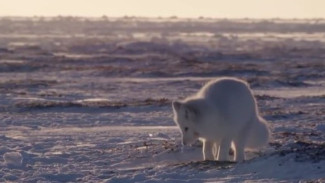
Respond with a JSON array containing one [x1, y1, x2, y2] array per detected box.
[[245, 116, 270, 149]]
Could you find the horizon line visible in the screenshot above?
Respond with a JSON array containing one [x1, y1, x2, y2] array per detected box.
[[1, 15, 325, 20]]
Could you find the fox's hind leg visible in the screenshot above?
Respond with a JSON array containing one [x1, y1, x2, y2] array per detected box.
[[203, 140, 214, 160], [233, 135, 245, 162], [218, 138, 231, 161]]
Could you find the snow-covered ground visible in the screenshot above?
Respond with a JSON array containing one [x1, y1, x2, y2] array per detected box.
[[0, 17, 325, 182]]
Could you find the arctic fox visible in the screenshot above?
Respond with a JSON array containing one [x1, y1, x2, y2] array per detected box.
[[172, 77, 270, 162]]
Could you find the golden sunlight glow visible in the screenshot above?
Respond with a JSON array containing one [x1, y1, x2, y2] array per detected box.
[[0, 0, 324, 18]]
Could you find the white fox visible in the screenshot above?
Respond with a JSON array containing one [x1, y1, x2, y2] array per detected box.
[[172, 77, 270, 162]]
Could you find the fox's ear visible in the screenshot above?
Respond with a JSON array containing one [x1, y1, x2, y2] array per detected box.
[[184, 104, 200, 120], [172, 101, 182, 111]]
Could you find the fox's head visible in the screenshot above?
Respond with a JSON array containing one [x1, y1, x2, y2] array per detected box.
[[172, 100, 200, 145]]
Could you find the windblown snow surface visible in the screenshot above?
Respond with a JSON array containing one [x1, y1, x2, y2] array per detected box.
[[0, 17, 325, 182]]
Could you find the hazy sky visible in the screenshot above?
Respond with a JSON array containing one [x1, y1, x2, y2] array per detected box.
[[0, 0, 324, 18]]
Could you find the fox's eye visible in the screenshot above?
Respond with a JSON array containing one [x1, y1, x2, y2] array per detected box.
[[184, 127, 188, 132]]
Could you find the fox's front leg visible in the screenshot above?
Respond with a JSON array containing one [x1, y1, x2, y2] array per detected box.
[[203, 140, 214, 160], [213, 142, 220, 160]]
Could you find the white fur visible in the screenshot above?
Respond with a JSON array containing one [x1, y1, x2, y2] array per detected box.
[[172, 77, 270, 162]]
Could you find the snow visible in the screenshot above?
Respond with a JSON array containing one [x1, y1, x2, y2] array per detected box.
[[0, 17, 325, 182], [3, 152, 23, 168]]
